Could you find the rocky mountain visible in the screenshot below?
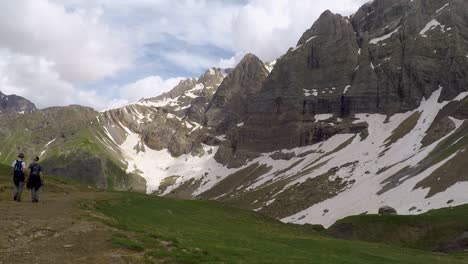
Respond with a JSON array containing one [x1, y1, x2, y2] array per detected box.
[[205, 54, 269, 133], [0, 91, 36, 114], [1, 0, 467, 228]]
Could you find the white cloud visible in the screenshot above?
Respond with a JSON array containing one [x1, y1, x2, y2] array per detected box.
[[230, 0, 369, 62], [0, 0, 371, 109], [111, 75, 185, 108], [217, 52, 246, 69], [0, 0, 131, 84], [0, 0, 134, 110], [119, 0, 370, 68], [54, 0, 369, 72], [163, 51, 220, 73], [0, 50, 109, 109], [0, 49, 184, 110]]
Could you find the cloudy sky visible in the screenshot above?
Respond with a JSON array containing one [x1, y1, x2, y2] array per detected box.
[[0, 0, 368, 110]]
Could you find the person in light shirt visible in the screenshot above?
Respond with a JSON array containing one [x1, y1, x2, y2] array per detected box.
[[12, 153, 27, 202]]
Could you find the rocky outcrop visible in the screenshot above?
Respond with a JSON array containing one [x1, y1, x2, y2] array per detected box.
[[378, 206, 397, 215], [0, 91, 36, 114]]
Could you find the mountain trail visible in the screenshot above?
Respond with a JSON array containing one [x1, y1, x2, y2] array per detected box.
[[0, 183, 139, 264]]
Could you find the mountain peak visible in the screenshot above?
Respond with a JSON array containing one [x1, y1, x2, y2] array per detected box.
[[320, 9, 333, 18], [240, 53, 258, 61], [204, 52, 269, 132], [0, 91, 37, 114], [296, 9, 351, 46], [235, 53, 266, 72]]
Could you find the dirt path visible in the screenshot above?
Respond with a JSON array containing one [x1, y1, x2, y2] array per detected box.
[[0, 183, 138, 264]]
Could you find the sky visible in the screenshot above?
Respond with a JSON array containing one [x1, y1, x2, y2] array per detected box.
[[0, 0, 369, 110]]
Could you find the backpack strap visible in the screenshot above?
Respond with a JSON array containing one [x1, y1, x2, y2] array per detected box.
[[14, 160, 23, 172]]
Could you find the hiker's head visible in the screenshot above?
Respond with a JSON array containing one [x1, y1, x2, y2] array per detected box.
[[17, 153, 25, 159], [33, 156, 39, 162]]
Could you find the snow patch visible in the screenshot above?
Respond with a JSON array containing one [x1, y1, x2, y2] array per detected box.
[[315, 114, 334, 122], [343, 85, 351, 94], [119, 126, 236, 194], [303, 89, 318, 97], [420, 19, 446, 37], [369, 27, 400, 44], [436, 3, 449, 13], [39, 138, 56, 157], [305, 36, 317, 43], [264, 60, 277, 73], [281, 87, 467, 227]]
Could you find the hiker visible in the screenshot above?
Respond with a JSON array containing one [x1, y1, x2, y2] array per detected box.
[[27, 156, 43, 203], [12, 153, 27, 202]]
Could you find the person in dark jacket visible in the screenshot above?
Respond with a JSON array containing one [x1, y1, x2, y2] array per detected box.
[[27, 156, 43, 203], [12, 153, 27, 202]]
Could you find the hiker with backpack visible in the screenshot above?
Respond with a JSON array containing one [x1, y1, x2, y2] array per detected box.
[[12, 153, 27, 202], [27, 156, 43, 203]]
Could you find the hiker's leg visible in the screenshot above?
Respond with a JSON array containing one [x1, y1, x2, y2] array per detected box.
[[13, 182, 19, 200], [16, 182, 24, 201], [33, 188, 39, 201], [30, 188, 35, 201]]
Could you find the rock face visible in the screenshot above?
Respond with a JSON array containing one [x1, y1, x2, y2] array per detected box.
[[205, 54, 269, 132], [101, 68, 227, 157], [0, 91, 36, 114], [378, 206, 397, 215], [221, 0, 468, 164]]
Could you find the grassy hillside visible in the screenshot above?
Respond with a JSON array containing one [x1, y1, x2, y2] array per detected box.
[[95, 193, 468, 264], [328, 206, 468, 252], [0, 107, 146, 192]]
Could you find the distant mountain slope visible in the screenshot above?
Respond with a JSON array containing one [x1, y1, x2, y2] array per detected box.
[[0, 91, 36, 114], [0, 105, 145, 192]]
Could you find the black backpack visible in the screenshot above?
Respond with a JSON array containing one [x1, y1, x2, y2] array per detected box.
[[30, 163, 41, 176], [13, 160, 25, 182]]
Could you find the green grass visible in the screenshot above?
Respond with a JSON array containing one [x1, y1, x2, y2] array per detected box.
[[3, 162, 468, 263], [328, 205, 468, 251], [0, 163, 10, 174], [111, 234, 145, 252], [96, 192, 468, 264]]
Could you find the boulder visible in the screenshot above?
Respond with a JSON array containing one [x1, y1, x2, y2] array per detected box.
[[378, 206, 397, 215]]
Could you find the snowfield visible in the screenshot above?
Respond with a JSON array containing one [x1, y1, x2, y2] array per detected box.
[[101, 86, 468, 228]]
